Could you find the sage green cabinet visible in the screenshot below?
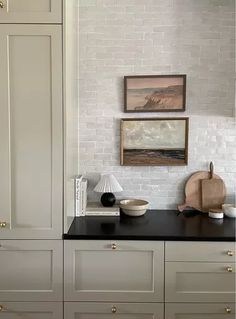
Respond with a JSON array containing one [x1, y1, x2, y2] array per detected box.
[[0, 0, 62, 23]]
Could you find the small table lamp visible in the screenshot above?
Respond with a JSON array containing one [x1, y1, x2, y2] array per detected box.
[[94, 174, 123, 207]]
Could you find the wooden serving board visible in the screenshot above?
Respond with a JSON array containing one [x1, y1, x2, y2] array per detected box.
[[178, 171, 226, 213]]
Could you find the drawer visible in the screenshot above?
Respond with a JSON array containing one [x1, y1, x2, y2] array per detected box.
[[64, 240, 164, 302], [0, 240, 63, 301], [165, 241, 236, 262], [64, 302, 164, 319], [165, 303, 235, 319], [0, 0, 62, 23], [165, 262, 235, 302], [0, 302, 63, 318]]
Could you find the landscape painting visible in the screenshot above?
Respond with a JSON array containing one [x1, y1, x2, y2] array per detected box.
[[121, 118, 188, 166], [124, 75, 186, 112]]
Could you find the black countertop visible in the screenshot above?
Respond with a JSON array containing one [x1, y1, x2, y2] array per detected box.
[[64, 210, 236, 241]]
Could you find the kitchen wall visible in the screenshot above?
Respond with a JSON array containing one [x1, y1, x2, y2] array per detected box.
[[78, 0, 236, 208]]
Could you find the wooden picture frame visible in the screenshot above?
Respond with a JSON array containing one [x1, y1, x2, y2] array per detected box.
[[121, 118, 189, 166], [124, 75, 186, 112]]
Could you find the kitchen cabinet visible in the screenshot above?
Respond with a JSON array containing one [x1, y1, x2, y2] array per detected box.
[[0, 24, 63, 239], [64, 302, 164, 319], [165, 303, 235, 319], [165, 242, 235, 303], [0, 240, 63, 301], [0, 302, 63, 318], [64, 240, 164, 302], [0, 0, 62, 23]]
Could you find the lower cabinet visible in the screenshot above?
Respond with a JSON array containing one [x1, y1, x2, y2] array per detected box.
[[64, 302, 164, 319], [0, 240, 63, 301], [64, 240, 164, 302], [0, 302, 63, 318], [165, 303, 235, 318]]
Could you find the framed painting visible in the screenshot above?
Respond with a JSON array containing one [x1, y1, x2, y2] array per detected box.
[[121, 118, 189, 166], [124, 75, 186, 112]]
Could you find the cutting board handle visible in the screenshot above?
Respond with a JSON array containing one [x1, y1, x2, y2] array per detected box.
[[210, 161, 214, 179]]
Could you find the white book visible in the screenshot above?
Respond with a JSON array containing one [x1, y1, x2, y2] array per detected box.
[[80, 178, 87, 216], [74, 175, 83, 216], [85, 203, 120, 216]]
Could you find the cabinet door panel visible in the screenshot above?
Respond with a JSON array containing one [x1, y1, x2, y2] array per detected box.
[[0, 302, 63, 319], [0, 240, 63, 301], [165, 303, 235, 319], [0, 0, 62, 23], [64, 241, 164, 302], [0, 25, 62, 239], [165, 262, 235, 302], [64, 302, 164, 319]]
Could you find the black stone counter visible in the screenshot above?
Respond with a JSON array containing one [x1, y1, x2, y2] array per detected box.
[[64, 210, 235, 241]]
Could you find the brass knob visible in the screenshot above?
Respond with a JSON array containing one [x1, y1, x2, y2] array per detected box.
[[225, 307, 231, 314], [0, 1, 4, 9], [227, 250, 234, 257], [111, 243, 117, 250], [226, 266, 233, 272], [0, 222, 6, 228], [0, 305, 4, 311], [111, 306, 117, 313]]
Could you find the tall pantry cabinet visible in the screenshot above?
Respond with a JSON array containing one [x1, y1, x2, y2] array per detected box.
[[0, 0, 78, 316]]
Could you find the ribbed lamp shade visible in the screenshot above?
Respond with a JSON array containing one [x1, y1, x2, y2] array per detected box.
[[94, 174, 123, 193]]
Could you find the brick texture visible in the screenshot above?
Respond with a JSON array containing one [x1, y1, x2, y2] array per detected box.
[[78, 0, 236, 208]]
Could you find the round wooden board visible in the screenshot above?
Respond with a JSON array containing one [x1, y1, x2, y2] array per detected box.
[[180, 171, 226, 213]]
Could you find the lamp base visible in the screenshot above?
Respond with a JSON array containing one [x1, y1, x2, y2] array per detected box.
[[101, 192, 116, 207]]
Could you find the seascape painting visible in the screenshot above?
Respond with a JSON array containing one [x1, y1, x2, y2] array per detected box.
[[121, 118, 188, 166], [124, 75, 186, 112]]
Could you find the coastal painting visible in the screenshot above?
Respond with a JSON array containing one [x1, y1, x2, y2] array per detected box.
[[124, 75, 186, 112], [121, 118, 189, 166]]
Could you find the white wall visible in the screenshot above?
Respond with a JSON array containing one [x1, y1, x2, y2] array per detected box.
[[78, 0, 235, 209]]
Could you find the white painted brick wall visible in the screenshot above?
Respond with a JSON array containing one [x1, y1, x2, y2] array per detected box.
[[78, 0, 236, 209]]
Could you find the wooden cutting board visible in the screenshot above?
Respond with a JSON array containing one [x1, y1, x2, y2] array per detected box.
[[201, 162, 225, 211], [178, 170, 226, 213]]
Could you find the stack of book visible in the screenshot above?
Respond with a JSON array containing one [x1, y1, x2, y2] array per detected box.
[[74, 175, 87, 216], [85, 203, 120, 216]]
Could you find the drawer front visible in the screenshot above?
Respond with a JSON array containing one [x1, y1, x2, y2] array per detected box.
[[64, 302, 164, 319], [165, 242, 236, 262], [0, 240, 63, 301], [165, 262, 235, 302], [0, 302, 63, 318], [0, 0, 62, 23], [64, 240, 164, 302], [165, 303, 235, 319]]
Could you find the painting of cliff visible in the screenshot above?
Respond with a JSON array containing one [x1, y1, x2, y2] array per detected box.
[[124, 75, 186, 112], [121, 118, 189, 166]]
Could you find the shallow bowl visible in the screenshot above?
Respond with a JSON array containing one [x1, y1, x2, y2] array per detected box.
[[119, 199, 149, 217], [222, 204, 236, 218]]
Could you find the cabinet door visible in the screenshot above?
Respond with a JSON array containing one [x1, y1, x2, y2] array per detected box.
[[165, 303, 235, 319], [0, 25, 63, 239], [0, 240, 63, 301], [64, 240, 164, 302], [0, 0, 62, 23], [0, 302, 63, 318], [165, 262, 235, 302], [64, 302, 164, 319]]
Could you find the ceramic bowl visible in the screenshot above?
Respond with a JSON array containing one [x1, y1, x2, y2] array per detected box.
[[119, 199, 149, 217], [222, 204, 236, 218]]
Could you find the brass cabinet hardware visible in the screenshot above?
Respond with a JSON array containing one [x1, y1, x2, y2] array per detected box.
[[0, 305, 4, 311], [225, 307, 232, 314], [226, 266, 233, 272], [227, 250, 234, 256], [0, 222, 6, 228], [0, 1, 4, 9], [111, 306, 117, 313], [111, 243, 117, 250]]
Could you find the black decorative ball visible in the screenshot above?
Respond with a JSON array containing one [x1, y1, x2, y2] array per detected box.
[[101, 192, 116, 207]]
